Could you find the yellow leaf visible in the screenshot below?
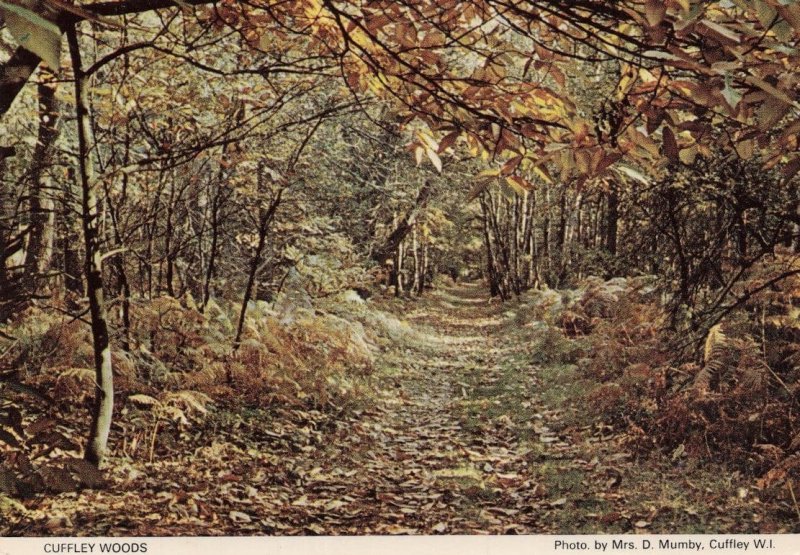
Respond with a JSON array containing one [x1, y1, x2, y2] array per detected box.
[[532, 165, 553, 184], [416, 130, 439, 152], [425, 147, 442, 173], [505, 175, 532, 193], [414, 146, 424, 166], [475, 168, 500, 178], [735, 139, 755, 160], [679, 144, 698, 165], [674, 0, 689, 13]]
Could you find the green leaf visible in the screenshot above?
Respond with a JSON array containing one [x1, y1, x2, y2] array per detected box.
[[753, 0, 778, 28], [721, 74, 742, 109], [0, 1, 60, 35], [614, 165, 650, 184], [0, 1, 61, 69]]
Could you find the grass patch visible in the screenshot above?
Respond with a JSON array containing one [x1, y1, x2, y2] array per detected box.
[[455, 353, 539, 439]]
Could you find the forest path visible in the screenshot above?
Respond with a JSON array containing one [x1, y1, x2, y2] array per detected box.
[[287, 282, 768, 534], [8, 283, 770, 535], [304, 282, 545, 534]]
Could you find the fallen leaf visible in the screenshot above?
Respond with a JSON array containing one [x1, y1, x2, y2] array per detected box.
[[229, 511, 251, 523]]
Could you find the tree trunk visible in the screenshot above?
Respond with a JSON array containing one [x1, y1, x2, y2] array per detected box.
[[68, 26, 114, 468], [23, 70, 59, 294], [542, 184, 552, 282], [395, 238, 405, 297], [201, 173, 229, 312], [0, 148, 22, 322], [232, 191, 283, 356], [164, 178, 176, 297], [411, 226, 420, 295], [605, 184, 619, 255], [480, 193, 504, 299], [62, 169, 85, 298], [372, 181, 433, 265], [419, 241, 428, 295]]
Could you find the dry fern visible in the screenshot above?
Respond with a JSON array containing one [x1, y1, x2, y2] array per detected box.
[[693, 324, 727, 393]]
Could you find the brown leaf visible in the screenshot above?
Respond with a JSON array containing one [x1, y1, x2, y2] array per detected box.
[[437, 131, 460, 153], [66, 459, 106, 489], [25, 417, 56, 437], [0, 407, 23, 437], [0, 428, 20, 448], [39, 465, 77, 493], [781, 156, 800, 183], [644, 0, 666, 27], [662, 126, 679, 163]]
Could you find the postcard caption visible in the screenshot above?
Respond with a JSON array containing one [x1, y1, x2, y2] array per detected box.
[[554, 538, 777, 552]]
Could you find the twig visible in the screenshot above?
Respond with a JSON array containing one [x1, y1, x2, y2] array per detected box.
[[787, 480, 800, 523], [0, 338, 19, 359]]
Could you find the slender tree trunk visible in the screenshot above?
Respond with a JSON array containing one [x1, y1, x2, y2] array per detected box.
[[794, 201, 800, 253], [201, 179, 227, 311], [0, 149, 17, 321], [487, 192, 512, 296], [232, 191, 283, 357], [511, 196, 520, 294], [556, 189, 567, 253], [480, 193, 503, 299], [111, 136, 133, 351], [68, 26, 114, 468], [62, 169, 85, 298], [411, 226, 420, 295], [522, 191, 536, 288], [395, 238, 405, 297], [23, 70, 59, 294], [606, 184, 619, 255], [104, 168, 132, 352], [419, 241, 428, 295], [164, 179, 176, 297], [542, 184, 552, 282], [144, 174, 165, 299]]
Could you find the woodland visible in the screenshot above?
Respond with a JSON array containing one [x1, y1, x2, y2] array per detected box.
[[0, 0, 800, 536]]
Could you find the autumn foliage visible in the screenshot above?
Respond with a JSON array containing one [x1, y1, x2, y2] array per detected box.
[[0, 0, 799, 536]]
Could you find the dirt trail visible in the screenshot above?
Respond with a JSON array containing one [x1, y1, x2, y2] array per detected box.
[[7, 283, 774, 535], [307, 282, 543, 534], [283, 282, 773, 534]]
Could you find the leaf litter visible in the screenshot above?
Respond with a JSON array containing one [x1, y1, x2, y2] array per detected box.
[[1, 284, 791, 534]]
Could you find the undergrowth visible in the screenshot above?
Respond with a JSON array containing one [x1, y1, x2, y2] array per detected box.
[[0, 290, 400, 497], [519, 261, 800, 506]]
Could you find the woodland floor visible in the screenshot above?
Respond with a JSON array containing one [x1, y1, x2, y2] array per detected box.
[[3, 283, 792, 535]]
